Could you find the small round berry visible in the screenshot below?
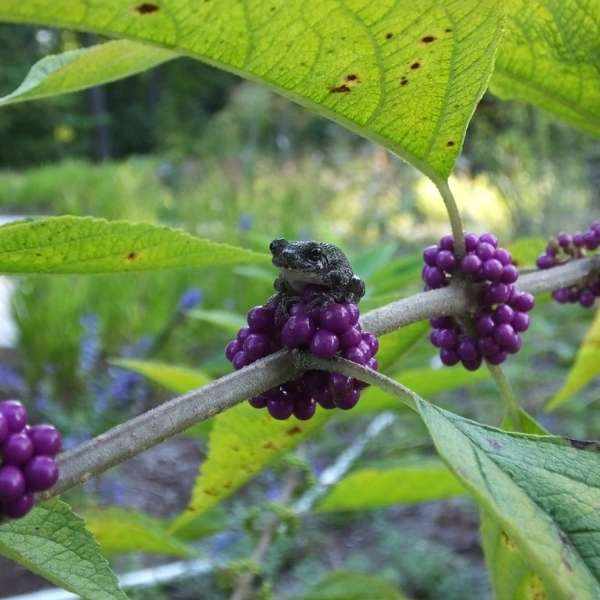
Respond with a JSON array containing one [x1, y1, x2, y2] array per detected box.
[[423, 266, 445, 288], [512, 312, 530, 332], [366, 357, 378, 371], [439, 235, 454, 251], [464, 233, 479, 251], [573, 232, 585, 247], [328, 373, 354, 398], [293, 397, 316, 420], [586, 232, 600, 251], [310, 330, 340, 359], [362, 332, 379, 356], [319, 304, 351, 334], [3, 493, 34, 519], [436, 250, 456, 271], [504, 332, 522, 354], [343, 345, 368, 365], [482, 259, 504, 282], [2, 432, 33, 466], [557, 233, 572, 248], [486, 350, 507, 365], [249, 394, 269, 408], [346, 304, 360, 325], [232, 351, 249, 370], [314, 388, 336, 409], [247, 306, 275, 334], [479, 336, 500, 358], [339, 326, 362, 349], [494, 323, 516, 347], [476, 242, 495, 261], [430, 316, 453, 329], [480, 233, 498, 248], [237, 327, 251, 343], [457, 339, 479, 363], [423, 245, 439, 267], [0, 401, 27, 433], [438, 329, 459, 349], [486, 283, 511, 304], [500, 265, 519, 284], [334, 388, 360, 410], [511, 292, 535, 312], [430, 330, 441, 347], [225, 339, 241, 362], [462, 356, 483, 371], [494, 248, 512, 265], [243, 333, 272, 360], [0, 465, 25, 501], [0, 413, 7, 446], [552, 288, 571, 303], [24, 456, 59, 492], [267, 394, 293, 420], [440, 348, 459, 366], [357, 339, 372, 360], [493, 305, 514, 324], [536, 254, 555, 269], [461, 254, 482, 274], [476, 314, 495, 336], [579, 289, 595, 307], [281, 316, 315, 348]]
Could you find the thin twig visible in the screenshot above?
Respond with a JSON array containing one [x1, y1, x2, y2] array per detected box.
[[45, 256, 600, 499], [486, 363, 521, 424], [434, 178, 466, 258]]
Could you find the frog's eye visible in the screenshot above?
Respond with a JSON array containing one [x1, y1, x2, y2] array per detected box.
[[309, 247, 322, 261]]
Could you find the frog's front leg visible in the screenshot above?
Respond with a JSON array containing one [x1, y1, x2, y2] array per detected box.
[[270, 276, 301, 325]]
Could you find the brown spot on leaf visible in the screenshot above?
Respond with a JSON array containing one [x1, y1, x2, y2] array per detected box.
[[127, 251, 137, 260], [445, 27, 452, 33], [223, 481, 232, 489], [447, 140, 455, 147], [501, 531, 517, 550], [411, 62, 421, 70], [329, 84, 351, 94], [421, 35, 436, 43], [569, 438, 600, 451], [134, 2, 159, 14], [286, 426, 302, 436], [263, 441, 278, 450], [203, 488, 218, 496], [400, 77, 409, 86], [385, 32, 394, 40], [346, 73, 358, 81]]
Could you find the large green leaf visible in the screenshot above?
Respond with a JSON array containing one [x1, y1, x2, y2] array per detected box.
[[317, 462, 464, 511], [417, 399, 600, 599], [547, 307, 600, 410], [0, 500, 127, 600], [375, 321, 429, 372], [189, 308, 247, 333], [0, 40, 174, 106], [492, 0, 600, 136], [170, 404, 327, 532], [84, 507, 194, 557], [0, 1, 504, 179], [111, 358, 210, 393], [0, 216, 269, 273]]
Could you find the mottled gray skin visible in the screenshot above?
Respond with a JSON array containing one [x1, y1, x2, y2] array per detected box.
[[269, 239, 365, 315]]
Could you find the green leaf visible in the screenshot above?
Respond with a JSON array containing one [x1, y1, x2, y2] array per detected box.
[[317, 462, 464, 511], [547, 307, 600, 410], [0, 1, 504, 179], [375, 321, 429, 372], [0, 499, 127, 600], [417, 399, 600, 598], [294, 570, 407, 600], [354, 366, 488, 414], [0, 216, 269, 274], [110, 358, 210, 393], [170, 404, 327, 532], [507, 236, 546, 268], [170, 507, 228, 542], [84, 507, 194, 558], [189, 308, 247, 333], [351, 242, 398, 281], [0, 40, 174, 106], [492, 0, 600, 136]]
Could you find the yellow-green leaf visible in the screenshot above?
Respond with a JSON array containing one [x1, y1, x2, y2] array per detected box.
[[547, 307, 600, 410], [111, 359, 210, 393], [492, 0, 600, 136], [317, 463, 464, 511], [0, 500, 127, 600], [189, 309, 247, 333], [0, 40, 174, 106], [375, 321, 429, 372], [0, 216, 269, 274], [84, 507, 195, 557], [0, 1, 504, 179]]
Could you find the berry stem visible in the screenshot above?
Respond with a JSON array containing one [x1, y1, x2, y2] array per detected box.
[[434, 178, 466, 258], [486, 363, 521, 424]]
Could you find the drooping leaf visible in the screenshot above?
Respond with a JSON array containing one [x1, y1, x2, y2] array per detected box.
[[0, 500, 127, 600], [492, 0, 600, 136], [170, 404, 327, 532], [0, 216, 269, 274], [294, 570, 407, 600], [547, 307, 600, 410], [317, 462, 464, 511], [0, 1, 504, 179], [0, 40, 174, 107], [417, 399, 600, 599], [374, 321, 429, 372], [110, 358, 210, 393], [84, 507, 194, 558], [189, 308, 247, 333]]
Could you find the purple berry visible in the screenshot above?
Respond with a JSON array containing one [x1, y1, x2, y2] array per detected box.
[[584, 231, 599, 250], [500, 265, 519, 284], [476, 242, 495, 261], [436, 250, 456, 271], [439, 235, 454, 251], [479, 336, 500, 358], [423, 245, 439, 267], [0, 414, 7, 446], [225, 339, 241, 361], [579, 290, 595, 307], [310, 330, 340, 359], [504, 332, 522, 354], [362, 332, 379, 356], [2, 433, 33, 466], [486, 350, 507, 365], [457, 339, 479, 363], [462, 356, 483, 371], [511, 292, 534, 312], [494, 324, 517, 348], [237, 327, 251, 343], [494, 248, 511, 265], [339, 326, 362, 349], [430, 330, 441, 347], [461, 254, 482, 274], [0, 401, 27, 433], [0, 465, 25, 501], [493, 305, 514, 324], [366, 357, 378, 371], [573, 232, 584, 247], [512, 312, 530, 332], [232, 351, 249, 370], [557, 233, 572, 248], [440, 348, 459, 366], [281, 316, 315, 348], [243, 333, 272, 360], [423, 266, 445, 288], [430, 316, 453, 329], [346, 304, 360, 325], [536, 254, 555, 269], [293, 397, 316, 420], [486, 283, 511, 304], [302, 371, 328, 396], [24, 456, 59, 492], [328, 373, 354, 398], [314, 387, 336, 409], [319, 304, 351, 334], [438, 328, 459, 349], [247, 306, 275, 334], [482, 259, 503, 282], [552, 288, 571, 303], [334, 388, 360, 410], [464, 233, 479, 251], [249, 394, 270, 408], [480, 233, 498, 248], [3, 493, 34, 519], [343, 345, 368, 365], [476, 314, 495, 336]]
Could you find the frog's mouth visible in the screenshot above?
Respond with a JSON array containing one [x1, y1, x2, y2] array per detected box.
[[278, 267, 326, 285]]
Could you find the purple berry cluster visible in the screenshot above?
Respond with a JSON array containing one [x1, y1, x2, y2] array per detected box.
[[225, 286, 378, 420], [423, 233, 534, 369], [536, 222, 600, 308], [0, 400, 61, 520]]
